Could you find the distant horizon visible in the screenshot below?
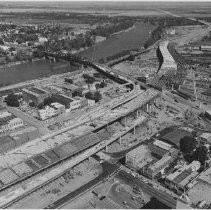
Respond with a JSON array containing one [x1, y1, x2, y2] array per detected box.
[[0, 0, 211, 2]]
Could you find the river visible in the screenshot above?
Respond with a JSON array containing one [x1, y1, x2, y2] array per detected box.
[[0, 21, 154, 87], [0, 60, 77, 87]]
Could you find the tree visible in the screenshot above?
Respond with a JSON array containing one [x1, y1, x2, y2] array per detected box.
[[64, 78, 73, 84], [0, 39, 4, 45], [4, 93, 20, 107], [85, 91, 102, 102], [85, 91, 93, 100], [83, 74, 95, 84], [193, 146, 208, 165], [179, 136, 196, 154], [93, 91, 102, 102]]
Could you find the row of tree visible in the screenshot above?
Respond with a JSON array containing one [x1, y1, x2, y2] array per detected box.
[[85, 91, 102, 102], [179, 136, 209, 165]]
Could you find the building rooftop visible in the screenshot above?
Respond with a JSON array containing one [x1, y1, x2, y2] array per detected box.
[[22, 88, 40, 97], [153, 139, 172, 151], [148, 143, 167, 158], [30, 87, 48, 95], [54, 94, 74, 103], [173, 168, 192, 184], [179, 171, 198, 187], [149, 155, 172, 172]]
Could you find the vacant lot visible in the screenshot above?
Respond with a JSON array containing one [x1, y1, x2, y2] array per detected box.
[[78, 22, 156, 62]]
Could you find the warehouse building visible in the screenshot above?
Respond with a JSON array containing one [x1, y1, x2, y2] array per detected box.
[[22, 87, 51, 106], [144, 155, 174, 179], [52, 94, 81, 112]]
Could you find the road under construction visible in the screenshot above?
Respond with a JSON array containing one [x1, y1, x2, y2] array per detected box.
[[0, 74, 159, 208]]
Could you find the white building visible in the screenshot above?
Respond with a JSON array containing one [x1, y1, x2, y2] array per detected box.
[[66, 98, 81, 112], [87, 99, 95, 106], [38, 37, 48, 44], [38, 106, 56, 120], [0, 111, 24, 133], [50, 102, 65, 114]]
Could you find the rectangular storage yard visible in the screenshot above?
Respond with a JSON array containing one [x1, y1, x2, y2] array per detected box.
[[12, 162, 33, 176], [43, 150, 60, 163], [71, 132, 100, 149], [25, 160, 40, 172], [53, 143, 77, 158], [0, 169, 19, 185], [32, 155, 49, 167]]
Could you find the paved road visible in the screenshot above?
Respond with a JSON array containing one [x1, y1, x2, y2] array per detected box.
[[108, 182, 144, 209], [117, 170, 177, 209], [7, 106, 49, 135], [45, 161, 121, 209]]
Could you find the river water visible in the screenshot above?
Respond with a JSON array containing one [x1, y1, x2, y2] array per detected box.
[[0, 60, 76, 87]]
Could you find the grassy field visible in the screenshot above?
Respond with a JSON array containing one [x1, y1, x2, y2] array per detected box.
[[77, 22, 156, 62]]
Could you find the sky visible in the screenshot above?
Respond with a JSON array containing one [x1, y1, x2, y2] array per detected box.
[[0, 0, 211, 1]]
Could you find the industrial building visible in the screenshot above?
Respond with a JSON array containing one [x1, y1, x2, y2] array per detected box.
[[52, 94, 95, 113], [52, 94, 80, 110], [165, 161, 200, 193], [22, 87, 51, 106], [142, 140, 178, 178], [144, 154, 175, 179], [56, 83, 85, 97], [126, 145, 153, 169]]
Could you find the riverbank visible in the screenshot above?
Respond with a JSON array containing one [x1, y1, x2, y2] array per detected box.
[[111, 24, 135, 36], [0, 57, 45, 69]]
